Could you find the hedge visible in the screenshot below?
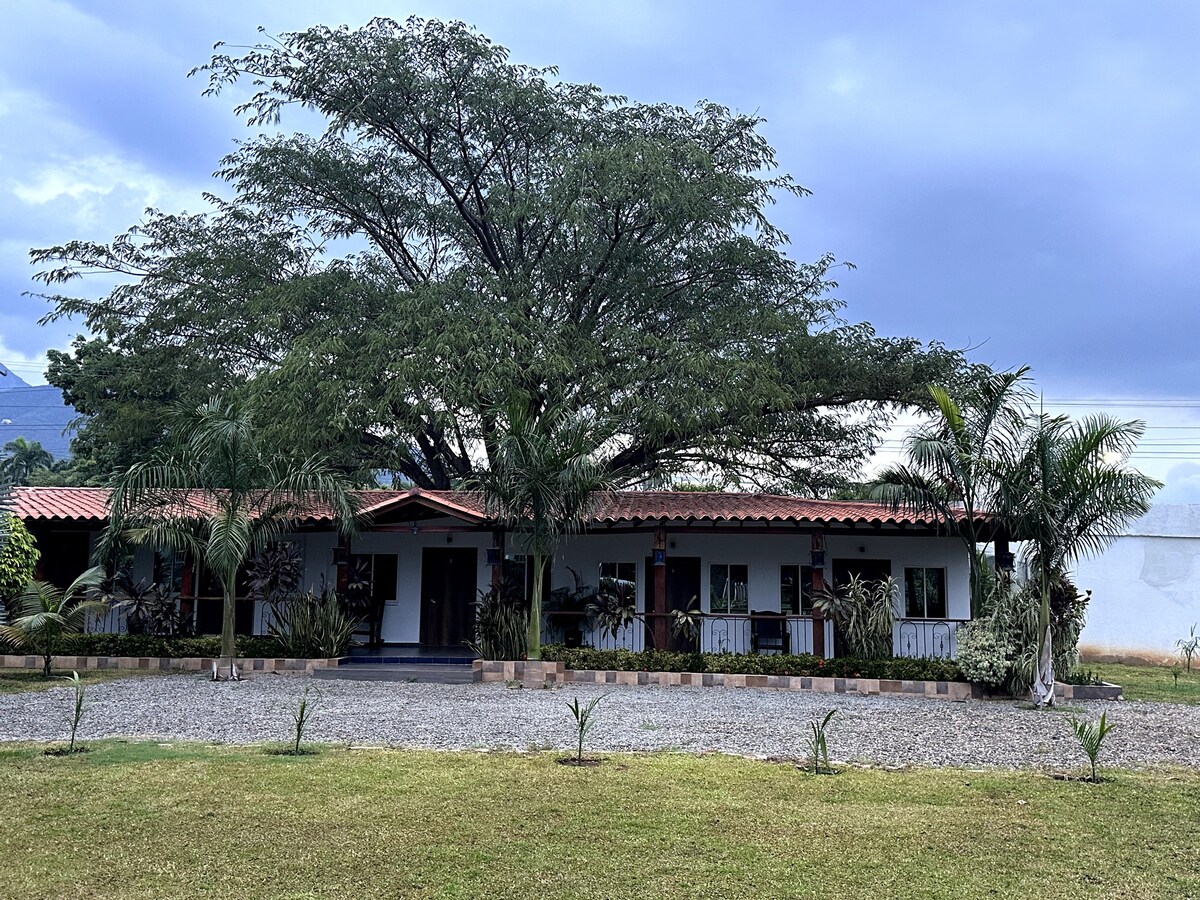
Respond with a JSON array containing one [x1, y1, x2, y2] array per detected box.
[[540, 645, 963, 682], [58, 634, 306, 659]]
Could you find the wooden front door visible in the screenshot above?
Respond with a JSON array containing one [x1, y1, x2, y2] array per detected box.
[[420, 548, 478, 648], [645, 555, 701, 652]]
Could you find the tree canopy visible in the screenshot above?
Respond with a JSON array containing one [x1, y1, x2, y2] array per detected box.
[[34, 16, 976, 493]]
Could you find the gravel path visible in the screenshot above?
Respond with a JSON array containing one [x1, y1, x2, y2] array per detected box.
[[1, 673, 1197, 770]]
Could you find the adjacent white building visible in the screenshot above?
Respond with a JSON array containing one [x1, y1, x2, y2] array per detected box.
[[1076, 503, 1200, 661]]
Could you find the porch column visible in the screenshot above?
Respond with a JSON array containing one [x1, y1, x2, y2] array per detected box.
[[490, 529, 505, 588], [335, 535, 352, 594], [810, 531, 826, 658], [180, 556, 196, 632], [652, 526, 668, 650], [994, 535, 1014, 572]]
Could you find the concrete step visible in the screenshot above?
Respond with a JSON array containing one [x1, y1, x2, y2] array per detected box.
[[344, 654, 475, 666], [312, 663, 475, 684]]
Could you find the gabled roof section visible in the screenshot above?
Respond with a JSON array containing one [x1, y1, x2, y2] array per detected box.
[[359, 488, 488, 524], [10, 485, 977, 530]]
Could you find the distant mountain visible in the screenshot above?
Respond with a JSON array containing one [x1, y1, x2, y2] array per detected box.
[[0, 363, 30, 387], [0, 368, 75, 459]]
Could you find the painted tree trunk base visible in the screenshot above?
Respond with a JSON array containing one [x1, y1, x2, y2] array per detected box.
[[1032, 625, 1055, 706], [210, 658, 241, 681]]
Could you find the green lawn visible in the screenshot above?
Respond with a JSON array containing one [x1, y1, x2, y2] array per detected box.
[[0, 742, 1197, 899], [1084, 662, 1200, 704], [0, 668, 157, 695]]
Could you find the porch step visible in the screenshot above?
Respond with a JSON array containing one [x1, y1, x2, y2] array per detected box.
[[343, 654, 475, 666], [312, 663, 474, 684]]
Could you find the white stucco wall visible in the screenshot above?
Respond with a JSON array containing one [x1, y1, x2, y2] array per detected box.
[[104, 521, 970, 656], [1076, 504, 1200, 659]]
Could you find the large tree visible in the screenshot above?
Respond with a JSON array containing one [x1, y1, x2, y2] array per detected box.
[[34, 17, 975, 493]]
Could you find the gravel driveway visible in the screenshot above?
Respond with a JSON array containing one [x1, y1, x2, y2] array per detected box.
[[1, 673, 1197, 770]]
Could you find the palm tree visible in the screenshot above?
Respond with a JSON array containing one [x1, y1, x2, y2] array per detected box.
[[0, 568, 106, 676], [103, 399, 359, 680], [997, 413, 1160, 705], [872, 369, 1032, 618], [474, 399, 615, 660], [1, 437, 54, 485]]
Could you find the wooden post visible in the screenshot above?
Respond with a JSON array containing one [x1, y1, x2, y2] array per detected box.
[[490, 529, 506, 587], [994, 535, 1013, 572], [180, 556, 195, 633], [653, 526, 668, 651], [336, 535, 351, 594], [810, 531, 826, 658]]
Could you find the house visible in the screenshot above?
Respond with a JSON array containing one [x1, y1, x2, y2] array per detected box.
[[12, 486, 996, 659], [1076, 503, 1200, 662]]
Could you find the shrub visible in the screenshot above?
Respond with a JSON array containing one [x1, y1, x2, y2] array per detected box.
[[986, 572, 1088, 696], [470, 576, 527, 660], [813, 575, 897, 660], [268, 590, 358, 659], [954, 622, 1013, 687], [0, 515, 39, 618], [61, 633, 326, 659], [539, 645, 963, 682], [109, 577, 190, 637]]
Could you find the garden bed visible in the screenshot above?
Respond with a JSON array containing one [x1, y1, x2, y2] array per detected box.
[[539, 646, 964, 682], [475, 659, 982, 700], [1054, 681, 1123, 701], [0, 653, 345, 674]]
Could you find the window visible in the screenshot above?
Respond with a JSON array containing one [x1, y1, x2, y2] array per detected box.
[[710, 564, 749, 614], [780, 564, 815, 615], [154, 550, 187, 593], [598, 562, 637, 604], [503, 555, 549, 605], [904, 567, 947, 619], [351, 554, 398, 605]]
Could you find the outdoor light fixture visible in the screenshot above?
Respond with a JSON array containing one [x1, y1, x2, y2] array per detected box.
[[653, 548, 666, 567], [486, 548, 502, 567]]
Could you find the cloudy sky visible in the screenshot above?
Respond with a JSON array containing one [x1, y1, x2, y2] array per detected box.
[[3, 1, 1200, 495]]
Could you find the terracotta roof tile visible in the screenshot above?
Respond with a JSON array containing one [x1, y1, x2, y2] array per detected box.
[[11, 486, 966, 529]]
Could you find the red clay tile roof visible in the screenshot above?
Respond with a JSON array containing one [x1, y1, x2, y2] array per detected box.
[[11, 486, 965, 529]]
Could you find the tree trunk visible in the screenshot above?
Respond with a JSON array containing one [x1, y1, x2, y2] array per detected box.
[[527, 551, 544, 660], [42, 652, 51, 677], [1032, 581, 1055, 706], [220, 569, 239, 681]]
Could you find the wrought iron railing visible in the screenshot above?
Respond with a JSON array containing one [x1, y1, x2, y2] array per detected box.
[[548, 611, 817, 656], [85, 596, 210, 636], [895, 618, 968, 659]]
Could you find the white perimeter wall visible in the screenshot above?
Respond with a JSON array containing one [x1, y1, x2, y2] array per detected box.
[[1077, 504, 1200, 659]]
